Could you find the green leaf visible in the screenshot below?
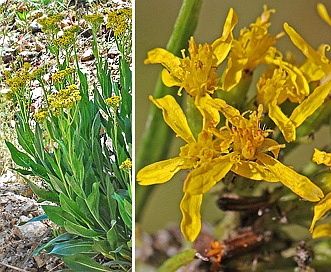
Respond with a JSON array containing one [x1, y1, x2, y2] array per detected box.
[[33, 232, 77, 255], [5, 141, 48, 179], [60, 194, 92, 227], [18, 213, 48, 225], [113, 193, 132, 229], [49, 240, 95, 256], [23, 177, 59, 203], [42, 205, 75, 227], [6, 141, 35, 168], [106, 220, 118, 249], [64, 220, 102, 238], [157, 249, 197, 272], [62, 254, 112, 271], [48, 174, 66, 195], [15, 122, 35, 156]]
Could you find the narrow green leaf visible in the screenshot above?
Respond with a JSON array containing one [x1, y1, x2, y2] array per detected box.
[[62, 254, 112, 271], [6, 141, 35, 168], [33, 232, 77, 255], [23, 177, 59, 203], [60, 194, 92, 226], [50, 240, 95, 256], [64, 220, 102, 238], [42, 205, 76, 227], [157, 249, 197, 272]]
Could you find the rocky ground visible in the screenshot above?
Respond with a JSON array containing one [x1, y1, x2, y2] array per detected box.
[[0, 171, 66, 271]]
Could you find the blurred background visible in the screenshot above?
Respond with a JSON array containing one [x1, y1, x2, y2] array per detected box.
[[135, 0, 331, 237]]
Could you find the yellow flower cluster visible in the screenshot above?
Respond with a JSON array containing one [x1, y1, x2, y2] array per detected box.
[[48, 84, 81, 110], [31, 66, 46, 80], [83, 14, 104, 32], [138, 95, 323, 241], [53, 31, 75, 49], [107, 8, 132, 36], [5, 62, 32, 92], [138, 5, 331, 242], [34, 107, 49, 123], [52, 68, 75, 83], [120, 158, 132, 172], [105, 95, 121, 108], [37, 14, 63, 33]]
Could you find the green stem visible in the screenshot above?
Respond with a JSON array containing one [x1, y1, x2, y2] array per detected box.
[[136, 0, 203, 221]]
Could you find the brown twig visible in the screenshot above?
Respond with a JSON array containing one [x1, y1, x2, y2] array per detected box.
[[0, 262, 29, 272]]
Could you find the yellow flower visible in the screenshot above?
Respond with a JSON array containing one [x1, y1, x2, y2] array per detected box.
[[105, 96, 121, 108], [52, 68, 75, 83], [53, 31, 75, 49], [269, 23, 331, 141], [313, 148, 331, 167], [48, 84, 81, 111], [120, 158, 132, 172], [37, 14, 63, 33], [107, 8, 132, 36], [256, 57, 314, 142], [137, 95, 323, 242], [309, 149, 331, 237], [144, 8, 237, 125], [34, 107, 49, 123], [83, 14, 104, 32], [222, 6, 283, 91]]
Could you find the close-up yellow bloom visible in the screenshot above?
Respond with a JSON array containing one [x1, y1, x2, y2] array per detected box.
[[137, 95, 323, 242], [222, 6, 283, 91], [144, 8, 237, 123]]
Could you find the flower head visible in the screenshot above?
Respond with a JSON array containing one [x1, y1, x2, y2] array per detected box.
[[105, 95, 121, 108], [37, 14, 63, 34], [48, 84, 81, 111], [144, 8, 237, 126], [107, 8, 132, 36], [83, 14, 104, 33], [222, 6, 283, 91], [52, 68, 75, 83], [120, 158, 132, 173], [34, 107, 49, 123], [53, 31, 75, 49], [137, 95, 323, 241]]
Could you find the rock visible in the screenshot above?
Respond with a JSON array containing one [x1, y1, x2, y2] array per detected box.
[[81, 48, 95, 61], [29, 20, 42, 34], [17, 217, 47, 238]]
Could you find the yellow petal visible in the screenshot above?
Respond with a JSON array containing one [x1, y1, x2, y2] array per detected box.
[[317, 3, 331, 27], [180, 193, 203, 242], [137, 157, 184, 185], [231, 160, 279, 182], [261, 138, 284, 159], [144, 48, 181, 73], [212, 8, 238, 66], [310, 192, 331, 232], [161, 69, 181, 88], [312, 148, 331, 167], [268, 104, 296, 142], [258, 153, 324, 201], [195, 95, 220, 129], [290, 80, 331, 128], [222, 57, 248, 91], [208, 98, 241, 119], [149, 95, 195, 143], [183, 154, 235, 195], [284, 23, 330, 73], [312, 223, 331, 238]]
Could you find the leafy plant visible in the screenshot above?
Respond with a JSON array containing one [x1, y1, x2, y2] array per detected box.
[[4, 8, 132, 271]]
